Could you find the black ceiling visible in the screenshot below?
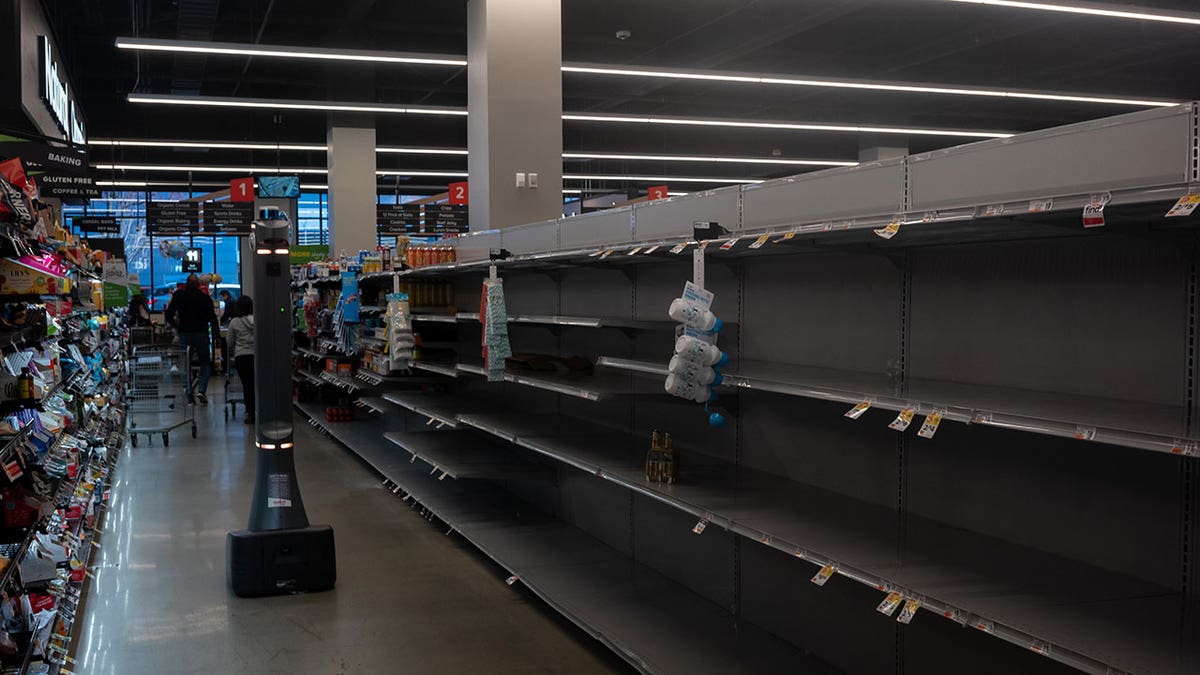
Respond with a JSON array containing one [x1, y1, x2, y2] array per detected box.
[[41, 0, 1200, 193]]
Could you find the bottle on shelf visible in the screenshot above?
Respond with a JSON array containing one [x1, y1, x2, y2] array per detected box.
[[661, 433, 678, 485], [645, 430, 662, 482], [16, 367, 34, 405], [668, 297, 722, 333]]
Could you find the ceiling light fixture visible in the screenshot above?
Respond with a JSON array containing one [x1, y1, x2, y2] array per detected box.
[[116, 37, 468, 66], [91, 139, 328, 151], [563, 113, 1012, 139], [562, 64, 1178, 107], [95, 163, 328, 174], [563, 174, 763, 184], [377, 147, 470, 155], [126, 94, 1007, 139], [126, 93, 468, 116], [939, 0, 1200, 26], [564, 152, 857, 166]]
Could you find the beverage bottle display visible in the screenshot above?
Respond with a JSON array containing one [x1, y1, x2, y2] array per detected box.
[[645, 430, 662, 482], [661, 432, 678, 485], [667, 356, 722, 386], [668, 298, 723, 332], [673, 335, 729, 367], [664, 373, 713, 403]]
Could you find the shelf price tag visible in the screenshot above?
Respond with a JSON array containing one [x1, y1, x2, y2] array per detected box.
[[3, 460, 22, 481], [1082, 192, 1111, 228], [438, 471, 448, 481], [1028, 198, 1053, 213], [917, 410, 944, 439], [1030, 640, 1052, 656], [981, 203, 1006, 218], [505, 575, 520, 586], [1171, 440, 1199, 457], [643, 245, 661, 254], [873, 220, 901, 240], [973, 619, 995, 634], [719, 238, 740, 251], [599, 249, 616, 260], [1074, 426, 1097, 441], [773, 230, 797, 244], [810, 564, 836, 586], [844, 400, 871, 420], [692, 517, 709, 534], [669, 242, 690, 254], [876, 591, 903, 616], [1166, 193, 1200, 218], [588, 249, 604, 258], [896, 598, 921, 624], [749, 233, 771, 249], [626, 246, 642, 256], [888, 408, 916, 432]]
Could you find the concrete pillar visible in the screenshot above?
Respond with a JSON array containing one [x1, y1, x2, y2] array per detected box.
[[327, 121, 377, 254], [467, 0, 563, 230]]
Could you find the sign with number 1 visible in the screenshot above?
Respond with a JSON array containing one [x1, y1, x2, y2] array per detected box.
[[230, 177, 255, 203]]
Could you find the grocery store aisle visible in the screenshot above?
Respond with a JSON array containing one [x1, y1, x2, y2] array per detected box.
[[72, 382, 624, 674]]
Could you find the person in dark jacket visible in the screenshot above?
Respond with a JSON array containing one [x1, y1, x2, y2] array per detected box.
[[165, 274, 220, 404], [128, 294, 152, 327]]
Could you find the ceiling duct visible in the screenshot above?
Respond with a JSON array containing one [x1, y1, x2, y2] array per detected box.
[[170, 0, 221, 95]]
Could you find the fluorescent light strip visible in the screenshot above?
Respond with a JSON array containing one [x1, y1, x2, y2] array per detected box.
[[116, 37, 1177, 108], [95, 163, 327, 174], [564, 152, 856, 166], [376, 170, 468, 177], [562, 65, 1178, 108], [940, 0, 1200, 26], [126, 94, 1008, 139], [116, 37, 468, 66], [563, 113, 1011, 139], [126, 93, 468, 116], [93, 139, 847, 165], [563, 174, 762, 184]]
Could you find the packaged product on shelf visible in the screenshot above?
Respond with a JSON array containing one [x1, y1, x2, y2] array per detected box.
[[386, 292, 415, 371]]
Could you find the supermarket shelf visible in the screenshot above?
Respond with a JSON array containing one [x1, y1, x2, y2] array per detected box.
[[298, 370, 325, 386], [293, 402, 836, 675], [454, 359, 639, 401], [382, 431, 549, 481], [412, 311, 673, 331], [356, 397, 393, 415], [597, 356, 1198, 457], [442, 406, 1200, 675], [296, 347, 326, 361], [381, 391, 469, 429], [412, 360, 459, 378]]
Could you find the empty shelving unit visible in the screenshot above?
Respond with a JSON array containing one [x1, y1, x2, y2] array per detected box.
[[300, 103, 1200, 675]]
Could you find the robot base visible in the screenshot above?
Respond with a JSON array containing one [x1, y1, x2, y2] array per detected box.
[[226, 525, 336, 597]]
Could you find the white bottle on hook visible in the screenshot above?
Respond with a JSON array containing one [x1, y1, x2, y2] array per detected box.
[[673, 335, 729, 367]]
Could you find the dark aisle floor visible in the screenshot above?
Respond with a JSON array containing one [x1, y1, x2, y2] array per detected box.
[[74, 381, 626, 674]]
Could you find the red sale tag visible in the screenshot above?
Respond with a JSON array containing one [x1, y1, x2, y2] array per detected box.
[[3, 461, 21, 481], [448, 181, 469, 205], [648, 185, 669, 200], [230, 177, 255, 202]]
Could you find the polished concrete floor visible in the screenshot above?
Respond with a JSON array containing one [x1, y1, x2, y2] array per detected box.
[[74, 381, 625, 674]]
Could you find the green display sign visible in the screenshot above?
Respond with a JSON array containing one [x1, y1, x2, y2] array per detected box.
[[291, 245, 329, 265]]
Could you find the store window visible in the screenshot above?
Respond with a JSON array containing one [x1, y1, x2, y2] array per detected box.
[[297, 192, 327, 245]]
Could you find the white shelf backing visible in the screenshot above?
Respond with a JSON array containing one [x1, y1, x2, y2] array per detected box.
[[294, 402, 835, 675], [382, 431, 549, 481], [421, 404, 1200, 675], [596, 356, 1197, 457]]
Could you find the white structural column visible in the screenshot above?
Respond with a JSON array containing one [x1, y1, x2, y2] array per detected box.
[[467, 0, 563, 230], [327, 121, 378, 254]]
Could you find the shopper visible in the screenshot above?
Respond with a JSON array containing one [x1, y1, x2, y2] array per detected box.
[[218, 289, 234, 324], [225, 295, 256, 423], [164, 274, 220, 404], [127, 293, 151, 327]]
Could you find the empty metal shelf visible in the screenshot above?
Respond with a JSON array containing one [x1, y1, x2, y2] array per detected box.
[[383, 431, 548, 481], [597, 356, 1198, 457], [413, 312, 673, 331], [295, 402, 833, 675]]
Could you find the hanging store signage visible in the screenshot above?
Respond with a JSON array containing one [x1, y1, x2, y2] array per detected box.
[[38, 174, 99, 199], [147, 201, 199, 235], [448, 181, 469, 205], [37, 36, 86, 145], [230, 177, 255, 203], [425, 204, 468, 234], [0, 141, 89, 176], [376, 203, 422, 235], [648, 185, 669, 200], [182, 247, 203, 273], [201, 201, 255, 235], [75, 216, 119, 235]]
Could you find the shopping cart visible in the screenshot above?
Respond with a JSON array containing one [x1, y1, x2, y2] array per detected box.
[[127, 345, 197, 447], [223, 365, 245, 421]]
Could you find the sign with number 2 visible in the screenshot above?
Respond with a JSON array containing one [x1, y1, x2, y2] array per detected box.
[[230, 177, 254, 203], [448, 181, 469, 205]]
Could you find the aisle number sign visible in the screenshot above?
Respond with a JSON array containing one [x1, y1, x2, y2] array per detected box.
[[182, 248, 202, 273], [648, 185, 669, 200], [230, 177, 255, 203], [448, 181, 469, 205]]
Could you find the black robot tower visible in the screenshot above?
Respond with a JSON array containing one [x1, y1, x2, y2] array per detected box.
[[227, 210, 336, 596]]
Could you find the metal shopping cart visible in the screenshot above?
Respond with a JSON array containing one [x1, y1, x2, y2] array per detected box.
[[127, 345, 197, 447], [223, 364, 244, 421]]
